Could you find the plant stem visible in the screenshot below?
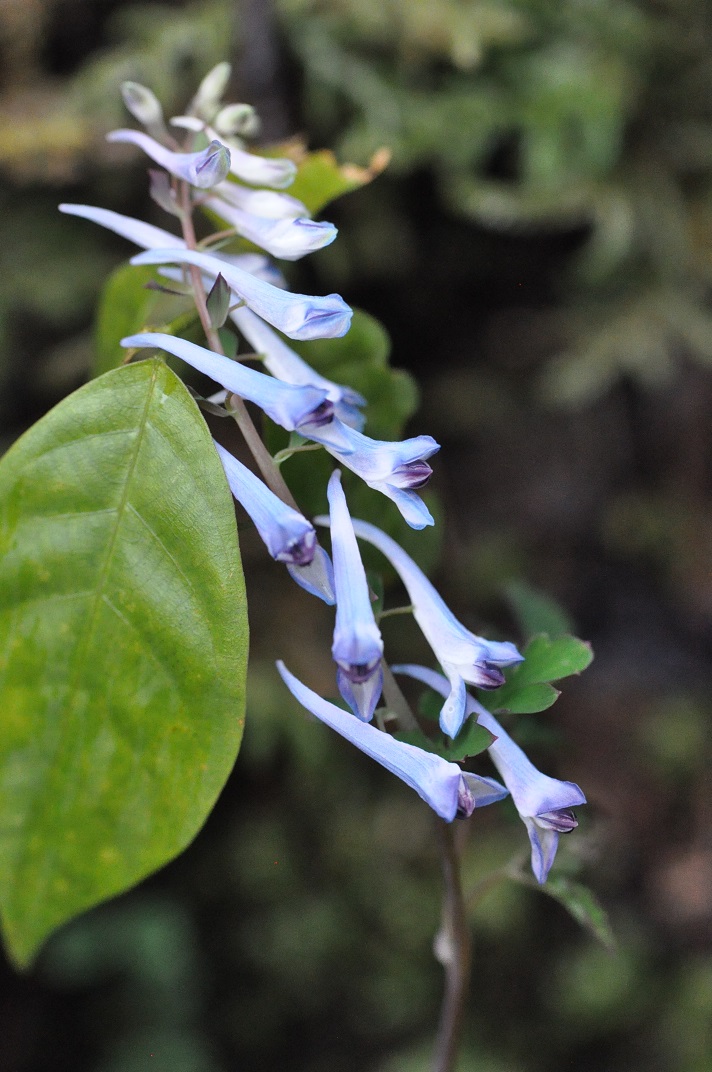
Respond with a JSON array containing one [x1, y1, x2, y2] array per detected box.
[[432, 819, 471, 1072]]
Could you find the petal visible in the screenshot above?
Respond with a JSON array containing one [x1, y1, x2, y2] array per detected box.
[[130, 248, 352, 340], [214, 181, 307, 219], [460, 771, 509, 807], [189, 62, 231, 120], [309, 426, 439, 529], [286, 544, 336, 605], [107, 129, 230, 188], [58, 204, 185, 251], [121, 332, 331, 432], [523, 817, 560, 884], [231, 306, 366, 429], [277, 663, 463, 820], [213, 441, 315, 564], [224, 143, 297, 189], [476, 709, 586, 821], [328, 471, 383, 719], [120, 82, 167, 139], [204, 196, 337, 260], [347, 520, 523, 694], [336, 665, 383, 724]]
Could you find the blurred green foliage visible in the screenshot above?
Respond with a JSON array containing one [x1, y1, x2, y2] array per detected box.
[[277, 0, 712, 404]]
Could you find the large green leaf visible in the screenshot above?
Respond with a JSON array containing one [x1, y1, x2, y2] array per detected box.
[[0, 359, 248, 966], [478, 634, 593, 714]]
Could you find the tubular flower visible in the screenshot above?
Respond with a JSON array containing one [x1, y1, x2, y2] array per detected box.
[[214, 442, 334, 604], [231, 306, 366, 429], [107, 129, 230, 189], [392, 664, 586, 883], [346, 521, 523, 737], [277, 663, 507, 821], [130, 247, 352, 341], [312, 423, 440, 529], [203, 195, 337, 260], [121, 333, 334, 435], [327, 471, 383, 721]]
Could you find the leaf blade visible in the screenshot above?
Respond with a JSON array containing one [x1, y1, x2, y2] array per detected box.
[[0, 359, 248, 966]]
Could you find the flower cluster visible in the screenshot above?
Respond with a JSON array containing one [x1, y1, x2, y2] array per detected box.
[[64, 64, 584, 884]]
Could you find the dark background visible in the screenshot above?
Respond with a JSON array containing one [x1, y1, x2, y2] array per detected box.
[[1, 1, 712, 1070]]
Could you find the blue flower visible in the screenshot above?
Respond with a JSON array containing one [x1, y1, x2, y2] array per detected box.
[[277, 662, 507, 820], [312, 423, 440, 529], [231, 306, 366, 429], [214, 442, 334, 603], [327, 470, 383, 721], [107, 129, 230, 188], [346, 521, 523, 737], [392, 664, 585, 882], [130, 247, 352, 340], [204, 195, 337, 260], [121, 332, 334, 434]]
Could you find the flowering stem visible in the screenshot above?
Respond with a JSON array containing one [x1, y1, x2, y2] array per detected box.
[[432, 820, 471, 1072], [177, 180, 300, 507]]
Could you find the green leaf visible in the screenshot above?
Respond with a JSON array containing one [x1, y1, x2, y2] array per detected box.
[[94, 264, 190, 377], [444, 719, 493, 761], [480, 681, 561, 715], [0, 359, 248, 966], [538, 877, 616, 952], [285, 147, 389, 216], [505, 579, 574, 639], [510, 634, 594, 686]]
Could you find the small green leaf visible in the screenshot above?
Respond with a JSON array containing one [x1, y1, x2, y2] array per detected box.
[[511, 635, 594, 686], [481, 681, 560, 715], [505, 579, 574, 639], [0, 359, 248, 966], [539, 877, 616, 952], [444, 720, 493, 761]]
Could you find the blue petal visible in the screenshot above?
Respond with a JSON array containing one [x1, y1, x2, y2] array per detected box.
[[205, 197, 337, 260], [107, 129, 230, 188], [121, 332, 331, 432], [59, 204, 185, 250], [286, 545, 336, 605], [309, 426, 439, 529], [277, 662, 464, 820], [131, 248, 352, 340], [328, 470, 383, 720], [214, 181, 307, 219], [214, 441, 314, 563], [344, 521, 523, 730]]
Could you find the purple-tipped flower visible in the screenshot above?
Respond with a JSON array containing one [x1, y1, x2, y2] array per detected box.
[[311, 425, 440, 529], [224, 143, 297, 189], [122, 332, 334, 434], [214, 441, 334, 603], [277, 663, 507, 820], [107, 129, 231, 188], [328, 471, 383, 721], [130, 247, 352, 341], [393, 664, 585, 882], [231, 306, 366, 429], [345, 521, 523, 737], [204, 196, 337, 260]]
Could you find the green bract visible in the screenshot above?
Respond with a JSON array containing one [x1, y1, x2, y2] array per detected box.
[[0, 359, 248, 966]]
